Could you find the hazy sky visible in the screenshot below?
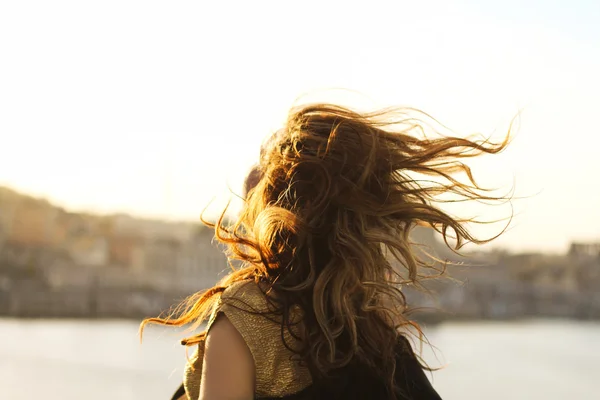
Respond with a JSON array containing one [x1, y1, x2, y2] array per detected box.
[[1, 0, 598, 253]]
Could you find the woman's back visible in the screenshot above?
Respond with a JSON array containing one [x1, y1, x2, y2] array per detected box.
[[182, 280, 441, 400]]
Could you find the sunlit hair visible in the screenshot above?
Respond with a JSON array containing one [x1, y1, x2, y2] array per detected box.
[[141, 103, 512, 398]]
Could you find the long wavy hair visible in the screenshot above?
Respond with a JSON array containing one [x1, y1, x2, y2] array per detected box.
[[141, 103, 512, 398]]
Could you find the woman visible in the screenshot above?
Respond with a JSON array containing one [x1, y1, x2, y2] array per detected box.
[[142, 103, 511, 399]]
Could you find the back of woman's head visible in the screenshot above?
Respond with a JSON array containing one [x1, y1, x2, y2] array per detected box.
[[227, 103, 509, 387], [143, 103, 512, 399], [238, 103, 509, 284]]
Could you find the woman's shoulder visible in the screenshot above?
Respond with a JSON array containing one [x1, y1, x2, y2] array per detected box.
[[220, 279, 269, 305], [199, 279, 312, 397], [208, 279, 274, 323], [207, 279, 281, 350]]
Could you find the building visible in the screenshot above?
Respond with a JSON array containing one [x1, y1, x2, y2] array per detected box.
[[569, 242, 600, 258]]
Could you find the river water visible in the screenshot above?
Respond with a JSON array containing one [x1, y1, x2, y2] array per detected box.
[[1, 318, 598, 399]]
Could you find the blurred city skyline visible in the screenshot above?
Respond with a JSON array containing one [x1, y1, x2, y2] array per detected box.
[[1, 0, 599, 253]]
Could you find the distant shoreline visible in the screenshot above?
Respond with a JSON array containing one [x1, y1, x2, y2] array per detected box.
[[1, 313, 596, 325]]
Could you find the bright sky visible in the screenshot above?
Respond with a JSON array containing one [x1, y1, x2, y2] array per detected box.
[[1, 0, 599, 253]]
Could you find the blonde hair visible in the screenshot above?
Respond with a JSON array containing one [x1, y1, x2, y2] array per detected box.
[[142, 103, 512, 398]]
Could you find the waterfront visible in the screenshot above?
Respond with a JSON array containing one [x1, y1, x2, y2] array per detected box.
[[1, 318, 598, 399]]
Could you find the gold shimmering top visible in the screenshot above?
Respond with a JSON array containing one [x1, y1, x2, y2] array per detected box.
[[183, 280, 312, 399]]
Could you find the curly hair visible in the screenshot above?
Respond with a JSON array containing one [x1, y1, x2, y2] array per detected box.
[[141, 103, 512, 398]]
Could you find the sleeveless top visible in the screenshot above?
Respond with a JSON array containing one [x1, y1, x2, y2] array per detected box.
[[183, 280, 312, 399], [181, 280, 442, 400]]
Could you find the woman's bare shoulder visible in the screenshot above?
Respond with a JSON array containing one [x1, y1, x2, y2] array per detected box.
[[200, 313, 255, 400]]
